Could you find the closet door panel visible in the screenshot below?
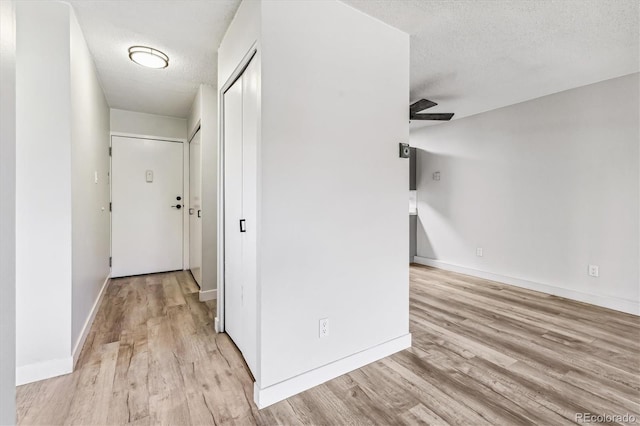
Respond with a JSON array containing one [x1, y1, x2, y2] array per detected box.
[[223, 76, 244, 349], [241, 58, 259, 374]]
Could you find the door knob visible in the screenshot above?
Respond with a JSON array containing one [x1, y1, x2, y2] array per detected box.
[[172, 204, 182, 209], [189, 208, 194, 215], [176, 196, 182, 201]]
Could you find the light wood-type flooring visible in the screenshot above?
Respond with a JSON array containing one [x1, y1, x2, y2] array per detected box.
[[17, 265, 640, 425]]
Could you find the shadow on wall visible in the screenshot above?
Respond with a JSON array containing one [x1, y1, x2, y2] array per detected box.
[[416, 214, 436, 259], [414, 147, 450, 260], [414, 147, 484, 261], [415, 137, 586, 275], [415, 148, 454, 217]]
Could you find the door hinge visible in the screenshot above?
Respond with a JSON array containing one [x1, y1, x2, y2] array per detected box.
[[109, 202, 112, 212], [109, 147, 112, 156], [109, 256, 112, 267]]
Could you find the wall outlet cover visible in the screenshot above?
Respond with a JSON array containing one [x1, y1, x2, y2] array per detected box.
[[319, 318, 329, 338]]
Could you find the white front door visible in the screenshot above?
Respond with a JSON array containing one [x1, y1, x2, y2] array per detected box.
[[189, 130, 202, 286], [111, 136, 184, 278], [223, 55, 258, 375]]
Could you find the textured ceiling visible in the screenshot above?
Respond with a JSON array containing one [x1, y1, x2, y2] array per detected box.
[[68, 0, 241, 118], [343, 0, 640, 127], [69, 0, 638, 121]]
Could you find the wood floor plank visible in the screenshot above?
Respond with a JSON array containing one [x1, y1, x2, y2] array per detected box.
[[65, 341, 119, 425], [381, 356, 493, 425], [147, 315, 191, 426], [400, 403, 449, 425], [108, 326, 150, 425], [17, 265, 640, 425], [17, 374, 79, 425]]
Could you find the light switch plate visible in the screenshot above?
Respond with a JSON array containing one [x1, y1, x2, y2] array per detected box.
[[146, 170, 153, 183]]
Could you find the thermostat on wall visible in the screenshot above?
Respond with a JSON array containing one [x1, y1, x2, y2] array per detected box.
[[146, 170, 153, 183]]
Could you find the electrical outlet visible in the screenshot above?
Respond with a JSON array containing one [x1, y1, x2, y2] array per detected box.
[[319, 318, 329, 338], [433, 171, 441, 181], [476, 247, 483, 257], [588, 265, 599, 277]]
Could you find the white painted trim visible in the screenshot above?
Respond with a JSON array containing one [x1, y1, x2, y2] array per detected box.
[[199, 289, 217, 302], [16, 357, 73, 386], [413, 256, 640, 316], [253, 333, 412, 409], [72, 274, 110, 367], [188, 121, 201, 144], [183, 133, 189, 270], [109, 131, 186, 144]]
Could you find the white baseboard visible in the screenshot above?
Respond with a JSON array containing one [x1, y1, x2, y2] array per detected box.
[[199, 289, 217, 302], [16, 357, 73, 386], [72, 274, 110, 367], [253, 333, 412, 409], [413, 256, 639, 316]]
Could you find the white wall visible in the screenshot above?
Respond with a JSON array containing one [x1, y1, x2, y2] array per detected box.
[[187, 85, 218, 297], [412, 73, 640, 315], [0, 0, 16, 423], [16, 1, 74, 383], [110, 108, 187, 140], [218, 0, 410, 406], [16, 1, 111, 385], [259, 0, 410, 388], [70, 9, 111, 359]]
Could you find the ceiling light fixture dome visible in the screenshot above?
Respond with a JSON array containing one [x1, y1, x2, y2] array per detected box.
[[128, 46, 169, 69]]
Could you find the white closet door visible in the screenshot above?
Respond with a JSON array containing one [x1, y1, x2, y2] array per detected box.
[[111, 136, 183, 277], [223, 56, 258, 376], [241, 57, 258, 374], [224, 74, 245, 351], [189, 130, 202, 286]]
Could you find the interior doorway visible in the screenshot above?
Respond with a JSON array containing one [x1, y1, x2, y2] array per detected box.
[[111, 135, 184, 277], [221, 53, 258, 376]]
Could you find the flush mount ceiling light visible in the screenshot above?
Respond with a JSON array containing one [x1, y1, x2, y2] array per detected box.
[[128, 46, 169, 69]]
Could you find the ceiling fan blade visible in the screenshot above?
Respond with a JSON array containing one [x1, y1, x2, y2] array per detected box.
[[410, 113, 454, 121], [410, 99, 437, 114]]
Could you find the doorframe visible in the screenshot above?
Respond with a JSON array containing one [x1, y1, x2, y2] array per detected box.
[[216, 45, 259, 335], [109, 132, 188, 275], [187, 126, 202, 286]]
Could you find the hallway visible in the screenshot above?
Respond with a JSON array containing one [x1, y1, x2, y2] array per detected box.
[[16, 272, 259, 425], [17, 267, 640, 425]]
